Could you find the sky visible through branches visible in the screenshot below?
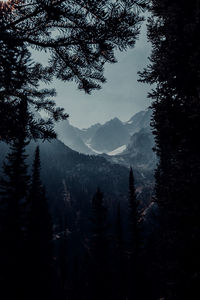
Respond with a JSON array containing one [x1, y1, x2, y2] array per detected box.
[[33, 21, 151, 128]]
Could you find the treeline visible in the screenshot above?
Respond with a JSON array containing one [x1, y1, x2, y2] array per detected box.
[[0, 2, 146, 299], [54, 167, 147, 300], [138, 1, 200, 299], [0, 129, 149, 299], [0, 109, 53, 299]]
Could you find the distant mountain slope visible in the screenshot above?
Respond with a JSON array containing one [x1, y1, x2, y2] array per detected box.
[[0, 139, 149, 209], [124, 109, 152, 135], [55, 119, 95, 154], [107, 145, 127, 156], [90, 118, 130, 152], [121, 127, 156, 170], [74, 123, 101, 143], [104, 125, 156, 174], [54, 109, 153, 156], [91, 109, 156, 173]]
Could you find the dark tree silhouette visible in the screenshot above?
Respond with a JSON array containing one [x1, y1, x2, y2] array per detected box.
[[128, 167, 140, 299], [0, 0, 146, 93], [89, 188, 110, 300], [128, 167, 140, 256], [28, 146, 53, 300], [0, 99, 30, 298], [139, 1, 200, 298], [0, 44, 67, 142], [114, 203, 126, 300], [57, 195, 69, 299], [0, 1, 146, 142]]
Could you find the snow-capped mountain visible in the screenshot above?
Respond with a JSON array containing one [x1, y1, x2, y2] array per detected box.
[[0, 108, 155, 213], [107, 145, 127, 156], [107, 125, 157, 172], [95, 109, 157, 172], [74, 123, 101, 144], [0, 139, 149, 208], [55, 119, 95, 155], [124, 109, 152, 135], [55, 108, 155, 171], [89, 117, 130, 153]]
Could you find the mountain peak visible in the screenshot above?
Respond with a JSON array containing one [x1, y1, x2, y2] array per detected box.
[[125, 109, 152, 135], [90, 117, 130, 153]]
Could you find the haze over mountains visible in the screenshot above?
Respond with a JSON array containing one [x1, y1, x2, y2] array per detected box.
[[0, 108, 156, 212], [55, 109, 156, 170], [0, 140, 153, 215]]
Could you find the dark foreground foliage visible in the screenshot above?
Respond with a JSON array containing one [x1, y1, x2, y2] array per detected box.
[[139, 0, 200, 299], [1, 0, 200, 299]]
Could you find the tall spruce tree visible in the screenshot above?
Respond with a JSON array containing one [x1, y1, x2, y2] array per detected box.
[[139, 1, 200, 298], [0, 99, 30, 298], [128, 167, 140, 299], [114, 203, 126, 300], [89, 188, 110, 300], [128, 167, 140, 257], [28, 146, 53, 300], [57, 189, 69, 300]]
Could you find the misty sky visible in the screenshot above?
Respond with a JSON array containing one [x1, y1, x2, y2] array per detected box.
[[34, 22, 152, 129]]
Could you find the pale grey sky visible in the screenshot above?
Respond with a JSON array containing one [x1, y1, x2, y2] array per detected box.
[[34, 22, 152, 129]]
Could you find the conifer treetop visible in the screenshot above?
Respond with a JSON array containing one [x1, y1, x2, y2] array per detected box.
[[0, 0, 146, 93]]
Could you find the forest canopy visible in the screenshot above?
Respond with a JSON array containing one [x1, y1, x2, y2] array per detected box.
[[0, 0, 146, 141]]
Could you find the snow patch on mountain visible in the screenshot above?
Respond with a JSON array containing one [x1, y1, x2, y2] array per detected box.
[[107, 145, 127, 156], [86, 143, 103, 154]]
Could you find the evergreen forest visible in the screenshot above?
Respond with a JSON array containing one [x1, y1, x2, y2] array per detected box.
[[0, 1, 200, 299]]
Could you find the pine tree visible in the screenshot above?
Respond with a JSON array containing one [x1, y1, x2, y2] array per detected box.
[[115, 203, 124, 265], [0, 0, 145, 94], [128, 167, 140, 299], [139, 1, 200, 298], [128, 167, 139, 256], [58, 217, 68, 300], [57, 188, 69, 300], [0, 99, 30, 298], [28, 146, 53, 300], [0, 1, 145, 142], [0, 44, 67, 142], [114, 203, 126, 300], [89, 188, 110, 300]]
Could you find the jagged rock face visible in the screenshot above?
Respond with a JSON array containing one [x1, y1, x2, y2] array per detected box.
[[121, 110, 157, 170], [124, 109, 152, 135], [55, 119, 95, 154], [74, 123, 101, 143], [99, 110, 157, 172], [124, 126, 157, 170], [0, 108, 156, 215], [53, 109, 157, 173], [54, 109, 153, 157], [89, 118, 130, 152]]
